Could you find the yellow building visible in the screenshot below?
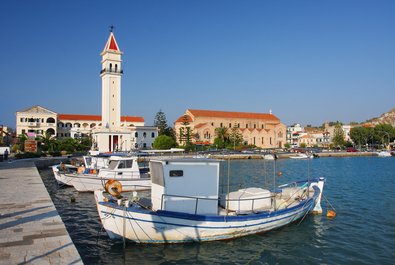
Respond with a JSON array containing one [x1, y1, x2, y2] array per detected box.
[[174, 109, 286, 148]]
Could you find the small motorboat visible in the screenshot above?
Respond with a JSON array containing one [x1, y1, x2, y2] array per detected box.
[[95, 158, 325, 243], [54, 156, 150, 192]]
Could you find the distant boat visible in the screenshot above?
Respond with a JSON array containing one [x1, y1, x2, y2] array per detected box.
[[262, 154, 276, 160], [95, 158, 325, 243], [377, 151, 392, 157], [290, 153, 314, 159], [52, 155, 111, 186], [54, 156, 150, 192]]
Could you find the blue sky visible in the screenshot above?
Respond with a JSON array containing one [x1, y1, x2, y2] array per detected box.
[[1, 0, 394, 129]]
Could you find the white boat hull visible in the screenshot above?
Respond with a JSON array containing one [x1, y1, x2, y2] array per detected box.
[[70, 174, 150, 192], [52, 165, 76, 186], [95, 180, 323, 243]]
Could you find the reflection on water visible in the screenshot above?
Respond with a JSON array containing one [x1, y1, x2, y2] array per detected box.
[[39, 157, 395, 264]]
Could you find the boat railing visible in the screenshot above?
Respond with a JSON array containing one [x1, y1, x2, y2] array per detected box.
[[101, 171, 142, 179], [160, 193, 275, 215]]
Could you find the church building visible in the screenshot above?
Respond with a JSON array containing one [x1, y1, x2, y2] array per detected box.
[[174, 109, 286, 149]]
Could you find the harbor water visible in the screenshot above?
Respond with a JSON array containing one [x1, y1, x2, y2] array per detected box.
[[39, 156, 395, 264]]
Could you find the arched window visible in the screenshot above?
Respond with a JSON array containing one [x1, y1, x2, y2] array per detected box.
[[74, 123, 80, 128], [46, 117, 55, 123], [58, 122, 64, 128], [90, 123, 96, 128], [66, 123, 72, 128], [46, 128, 55, 135], [143, 132, 147, 138], [151, 132, 155, 138], [109, 63, 112, 72], [115, 64, 118, 72], [135, 132, 138, 137]]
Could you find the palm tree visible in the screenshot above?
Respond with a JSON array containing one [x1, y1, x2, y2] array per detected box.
[[39, 132, 57, 152], [215, 127, 229, 145]]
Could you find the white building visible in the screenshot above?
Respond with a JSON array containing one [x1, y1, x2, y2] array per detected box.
[[16, 30, 158, 152], [286, 123, 304, 147]]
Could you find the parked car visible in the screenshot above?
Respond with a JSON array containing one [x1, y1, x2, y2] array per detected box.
[[346, 147, 358, 152]]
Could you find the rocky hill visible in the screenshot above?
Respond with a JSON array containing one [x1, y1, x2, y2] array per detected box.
[[366, 108, 395, 127]]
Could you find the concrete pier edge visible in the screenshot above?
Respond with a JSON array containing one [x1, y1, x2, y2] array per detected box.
[[0, 157, 83, 265]]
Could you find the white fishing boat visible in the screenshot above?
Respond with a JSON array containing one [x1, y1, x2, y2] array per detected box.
[[95, 158, 325, 243], [290, 153, 314, 159], [54, 156, 150, 192], [52, 154, 113, 186]]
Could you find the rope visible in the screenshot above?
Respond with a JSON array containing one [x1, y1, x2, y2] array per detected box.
[[322, 193, 336, 212]]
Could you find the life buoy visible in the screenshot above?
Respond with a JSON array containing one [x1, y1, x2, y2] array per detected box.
[[105, 179, 122, 197]]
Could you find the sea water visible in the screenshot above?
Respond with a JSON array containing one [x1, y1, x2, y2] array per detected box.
[[39, 156, 395, 264]]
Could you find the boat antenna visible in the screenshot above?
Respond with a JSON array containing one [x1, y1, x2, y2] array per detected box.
[[273, 159, 277, 210], [226, 156, 231, 215], [307, 157, 310, 198], [263, 158, 267, 188]]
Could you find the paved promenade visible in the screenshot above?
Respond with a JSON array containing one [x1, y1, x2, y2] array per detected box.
[[0, 159, 82, 265]]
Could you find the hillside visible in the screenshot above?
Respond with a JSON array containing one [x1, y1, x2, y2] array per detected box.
[[366, 108, 395, 127]]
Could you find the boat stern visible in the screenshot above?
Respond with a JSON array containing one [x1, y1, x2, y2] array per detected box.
[[310, 177, 325, 214]]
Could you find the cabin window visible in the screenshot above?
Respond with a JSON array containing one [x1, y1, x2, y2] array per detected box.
[[118, 160, 132, 169], [169, 170, 183, 177], [108, 160, 118, 170]]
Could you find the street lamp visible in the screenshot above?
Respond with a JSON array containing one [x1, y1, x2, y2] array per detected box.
[[382, 131, 390, 150]]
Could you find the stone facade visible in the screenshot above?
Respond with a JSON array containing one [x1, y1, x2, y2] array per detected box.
[[174, 109, 287, 148]]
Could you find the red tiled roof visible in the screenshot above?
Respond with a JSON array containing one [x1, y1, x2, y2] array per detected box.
[[187, 109, 280, 122], [121, 116, 145, 122], [175, 114, 193, 123], [58, 114, 144, 122], [194, 123, 208, 129]]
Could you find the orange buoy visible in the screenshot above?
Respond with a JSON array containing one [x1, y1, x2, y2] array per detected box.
[[105, 179, 122, 197], [327, 210, 337, 218], [277, 171, 282, 177]]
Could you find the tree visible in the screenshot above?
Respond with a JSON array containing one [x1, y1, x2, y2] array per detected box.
[[214, 127, 229, 149], [332, 123, 345, 147], [178, 115, 192, 146], [153, 135, 176, 150], [373, 124, 395, 148], [350, 126, 370, 148], [228, 124, 243, 149], [284, 142, 291, 149], [154, 109, 172, 136], [17, 134, 28, 152], [38, 132, 58, 152]]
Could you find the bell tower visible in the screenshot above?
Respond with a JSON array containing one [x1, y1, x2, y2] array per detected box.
[[100, 28, 122, 128]]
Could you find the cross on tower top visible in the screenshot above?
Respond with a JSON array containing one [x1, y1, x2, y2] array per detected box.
[[109, 25, 115, 32]]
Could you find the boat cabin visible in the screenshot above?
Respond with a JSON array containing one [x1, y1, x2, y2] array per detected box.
[[150, 159, 221, 215]]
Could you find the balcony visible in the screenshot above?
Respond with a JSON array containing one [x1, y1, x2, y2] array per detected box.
[[28, 122, 40, 127], [100, 68, 123, 75]]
